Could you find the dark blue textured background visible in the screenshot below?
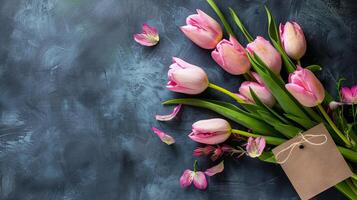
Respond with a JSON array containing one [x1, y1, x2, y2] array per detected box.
[[0, 0, 356, 199]]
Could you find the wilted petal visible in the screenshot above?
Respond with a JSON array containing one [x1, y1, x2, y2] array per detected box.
[[246, 137, 266, 158], [204, 161, 224, 176], [192, 171, 208, 190], [155, 104, 182, 121], [180, 170, 194, 188], [151, 127, 175, 145]]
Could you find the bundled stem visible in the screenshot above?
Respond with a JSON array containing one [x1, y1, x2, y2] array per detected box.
[[317, 104, 352, 147]]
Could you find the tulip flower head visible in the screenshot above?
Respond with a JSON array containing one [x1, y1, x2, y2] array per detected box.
[[193, 145, 215, 157], [280, 21, 307, 60], [180, 161, 224, 190], [285, 66, 325, 107], [246, 36, 282, 74], [246, 137, 266, 158], [181, 9, 223, 49], [167, 57, 209, 95], [236, 72, 275, 107], [189, 118, 231, 145], [341, 86, 357, 104], [133, 24, 159, 46], [211, 35, 251, 75], [180, 161, 208, 190]]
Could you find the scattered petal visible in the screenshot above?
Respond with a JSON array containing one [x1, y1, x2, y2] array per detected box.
[[133, 24, 159, 46], [204, 161, 224, 176], [155, 104, 182, 121], [151, 127, 175, 145]]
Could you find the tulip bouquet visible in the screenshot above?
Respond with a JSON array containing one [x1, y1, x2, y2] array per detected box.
[[139, 0, 357, 198]]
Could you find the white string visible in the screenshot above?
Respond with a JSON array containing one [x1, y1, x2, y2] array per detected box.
[[275, 133, 328, 164]]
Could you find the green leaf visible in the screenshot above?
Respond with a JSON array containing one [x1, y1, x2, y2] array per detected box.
[[207, 0, 235, 36], [335, 180, 357, 200], [305, 65, 322, 72], [273, 124, 302, 138], [163, 98, 277, 136], [259, 151, 277, 163], [249, 88, 290, 124], [337, 147, 357, 163], [284, 113, 317, 129], [206, 99, 263, 120], [228, 7, 253, 42]]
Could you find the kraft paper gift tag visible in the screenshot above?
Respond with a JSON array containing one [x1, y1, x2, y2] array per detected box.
[[272, 123, 352, 200]]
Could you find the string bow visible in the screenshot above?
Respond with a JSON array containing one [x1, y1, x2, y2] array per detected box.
[[275, 133, 328, 164]]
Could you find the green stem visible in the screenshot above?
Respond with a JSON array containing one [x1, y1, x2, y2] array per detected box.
[[231, 129, 286, 146], [297, 59, 301, 66], [193, 160, 198, 173], [346, 179, 357, 195], [317, 104, 352, 147], [352, 103, 356, 134], [206, 0, 235, 36], [208, 83, 244, 104], [338, 147, 357, 163], [352, 174, 357, 181]]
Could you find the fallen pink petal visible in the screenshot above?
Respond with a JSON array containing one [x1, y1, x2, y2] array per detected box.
[[151, 127, 175, 145], [133, 23, 159, 46], [204, 161, 224, 176], [155, 104, 182, 121]]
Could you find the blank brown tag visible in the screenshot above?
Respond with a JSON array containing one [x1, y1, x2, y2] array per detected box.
[[272, 123, 352, 200]]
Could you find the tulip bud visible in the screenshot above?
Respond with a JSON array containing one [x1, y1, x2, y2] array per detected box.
[[246, 36, 282, 74], [166, 57, 209, 95], [285, 66, 325, 107], [341, 86, 357, 104], [236, 73, 275, 107], [279, 22, 306, 60], [189, 118, 231, 145], [211, 35, 250, 75], [180, 9, 223, 49]]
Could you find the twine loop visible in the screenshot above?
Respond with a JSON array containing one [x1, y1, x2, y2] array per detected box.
[[275, 133, 328, 164]]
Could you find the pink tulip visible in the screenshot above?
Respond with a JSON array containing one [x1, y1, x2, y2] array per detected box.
[[280, 22, 306, 60], [189, 118, 231, 144], [285, 66, 325, 107], [211, 35, 251, 75], [133, 24, 159, 46], [236, 73, 275, 107], [341, 86, 357, 104], [246, 137, 266, 158], [246, 36, 282, 74], [167, 57, 209, 94], [151, 127, 175, 145], [180, 9, 223, 49], [180, 169, 207, 190]]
